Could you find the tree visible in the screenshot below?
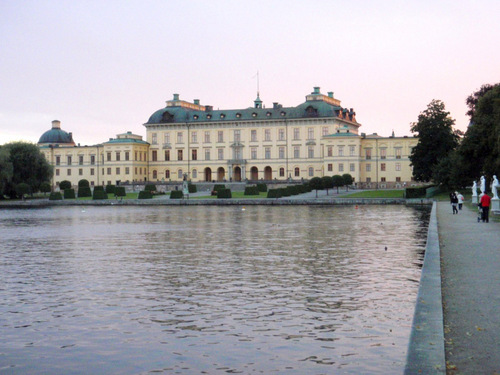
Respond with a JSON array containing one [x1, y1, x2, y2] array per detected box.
[[309, 177, 323, 198], [409, 100, 460, 182], [59, 180, 72, 190], [0, 146, 13, 199], [321, 176, 333, 195], [78, 179, 90, 188], [15, 182, 31, 200], [332, 175, 344, 194], [0, 142, 52, 198], [40, 182, 51, 196], [342, 174, 354, 191], [458, 83, 500, 181]]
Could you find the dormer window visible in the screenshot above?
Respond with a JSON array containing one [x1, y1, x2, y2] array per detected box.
[[161, 111, 174, 123], [236, 113, 241, 118], [305, 106, 318, 117], [252, 112, 257, 117], [193, 115, 199, 120], [280, 111, 286, 117], [220, 113, 226, 119], [266, 112, 272, 117], [207, 114, 212, 119]]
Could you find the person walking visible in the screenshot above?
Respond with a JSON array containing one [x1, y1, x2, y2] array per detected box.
[[480, 193, 492, 223], [450, 192, 459, 214], [456, 191, 465, 210]]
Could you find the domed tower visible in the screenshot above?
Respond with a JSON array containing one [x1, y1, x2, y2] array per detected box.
[[38, 120, 75, 146]]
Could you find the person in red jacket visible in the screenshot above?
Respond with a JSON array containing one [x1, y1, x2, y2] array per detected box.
[[480, 193, 492, 223]]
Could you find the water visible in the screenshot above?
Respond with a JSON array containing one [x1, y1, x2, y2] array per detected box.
[[0, 205, 429, 374]]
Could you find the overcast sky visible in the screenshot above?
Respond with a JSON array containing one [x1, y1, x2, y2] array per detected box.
[[1, 0, 499, 146]]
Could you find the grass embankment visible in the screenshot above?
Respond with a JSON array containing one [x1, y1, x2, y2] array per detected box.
[[343, 189, 405, 198], [192, 191, 268, 199]]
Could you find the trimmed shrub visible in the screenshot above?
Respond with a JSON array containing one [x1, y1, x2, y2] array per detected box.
[[267, 188, 283, 199], [256, 183, 267, 192], [286, 185, 300, 196], [114, 186, 126, 197], [64, 188, 76, 199], [281, 187, 292, 197], [40, 182, 51, 195], [170, 190, 184, 199], [93, 190, 108, 200], [49, 192, 63, 200], [244, 186, 260, 195], [303, 183, 312, 192], [145, 184, 157, 192], [217, 188, 232, 198], [78, 179, 90, 188], [78, 186, 92, 198], [138, 190, 153, 199], [188, 184, 197, 193], [15, 182, 31, 198], [94, 186, 104, 192], [59, 180, 71, 190], [105, 184, 115, 194], [405, 186, 428, 198]]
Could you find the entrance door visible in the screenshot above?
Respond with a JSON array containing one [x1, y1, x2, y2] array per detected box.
[[264, 166, 272, 180], [217, 167, 225, 182], [204, 167, 212, 182], [250, 167, 258, 181], [233, 166, 241, 182]]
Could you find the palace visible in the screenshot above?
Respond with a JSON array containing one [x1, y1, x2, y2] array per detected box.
[[39, 87, 417, 188]]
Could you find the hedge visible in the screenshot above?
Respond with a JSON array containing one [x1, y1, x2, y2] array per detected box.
[[145, 184, 157, 192], [217, 188, 232, 198], [93, 190, 108, 200], [78, 186, 92, 198], [64, 188, 76, 199], [49, 192, 63, 200], [138, 190, 153, 199], [267, 188, 283, 199], [170, 190, 184, 199], [404, 186, 428, 199], [94, 186, 104, 192], [78, 179, 90, 188], [105, 184, 115, 194], [188, 184, 197, 193], [256, 183, 267, 192], [244, 186, 260, 195], [114, 186, 126, 197], [281, 187, 292, 197], [59, 180, 71, 190], [213, 184, 225, 192]]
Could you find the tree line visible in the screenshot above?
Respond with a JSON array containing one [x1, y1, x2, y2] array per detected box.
[[409, 82, 500, 190]]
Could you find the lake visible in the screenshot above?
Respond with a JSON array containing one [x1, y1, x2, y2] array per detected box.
[[0, 205, 429, 374]]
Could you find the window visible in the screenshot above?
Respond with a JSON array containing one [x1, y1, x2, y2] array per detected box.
[[365, 149, 372, 160], [125, 167, 129, 175], [178, 150, 183, 161], [278, 128, 285, 141], [395, 163, 401, 171], [381, 177, 386, 182], [91, 155, 95, 165], [308, 167, 314, 177], [349, 146, 356, 156], [116, 167, 120, 175], [79, 155, 84, 165], [218, 148, 224, 160], [251, 148, 257, 159], [395, 148, 402, 159], [279, 147, 285, 159], [339, 163, 344, 172], [152, 133, 157, 144], [192, 149, 197, 160], [295, 167, 300, 177], [218, 131, 224, 142], [294, 146, 300, 158], [279, 167, 285, 177], [327, 146, 333, 157], [293, 128, 300, 140], [322, 126, 329, 136], [56, 156, 60, 165], [90, 168, 94, 176], [56, 169, 60, 176], [79, 168, 83, 176], [366, 164, 371, 172], [125, 152, 129, 161], [308, 146, 314, 158], [396, 177, 401, 182], [177, 132, 183, 143], [265, 147, 271, 159], [205, 149, 210, 160], [204, 131, 210, 143], [380, 149, 387, 159], [366, 177, 371, 183], [251, 130, 257, 142], [165, 170, 170, 179], [67, 169, 71, 176], [191, 131, 197, 143], [107, 152, 111, 162], [328, 164, 333, 172], [135, 167, 137, 174], [135, 152, 138, 161], [152, 150, 157, 162], [350, 163, 355, 172], [234, 130, 240, 142], [152, 170, 157, 179], [338, 147, 344, 156], [381, 163, 386, 171], [164, 133, 170, 144], [165, 150, 170, 161], [90, 181, 94, 186], [178, 170, 183, 179], [107, 168, 111, 175], [264, 129, 271, 141], [192, 169, 197, 179], [307, 127, 314, 140], [67, 156, 72, 165]]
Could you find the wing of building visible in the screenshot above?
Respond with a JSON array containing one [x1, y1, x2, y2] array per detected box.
[[38, 87, 417, 189]]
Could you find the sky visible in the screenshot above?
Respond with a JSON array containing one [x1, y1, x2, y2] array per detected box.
[[1, 0, 499, 146]]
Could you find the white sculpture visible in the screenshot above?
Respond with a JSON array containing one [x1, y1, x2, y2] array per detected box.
[[492, 175, 499, 199], [480, 175, 486, 195], [472, 181, 478, 197]]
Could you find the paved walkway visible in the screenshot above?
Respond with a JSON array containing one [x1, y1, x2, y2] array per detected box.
[[438, 202, 500, 374]]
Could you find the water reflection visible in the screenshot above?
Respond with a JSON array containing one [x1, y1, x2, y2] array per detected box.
[[0, 205, 429, 374]]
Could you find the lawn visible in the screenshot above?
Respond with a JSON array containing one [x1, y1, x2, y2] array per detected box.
[[343, 189, 405, 198], [192, 191, 268, 199]]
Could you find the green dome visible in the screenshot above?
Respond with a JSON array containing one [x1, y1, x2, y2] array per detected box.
[[38, 120, 75, 145]]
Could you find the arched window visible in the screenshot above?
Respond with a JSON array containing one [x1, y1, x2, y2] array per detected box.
[[152, 170, 157, 180], [308, 167, 314, 177], [294, 167, 300, 177], [279, 167, 285, 177], [192, 169, 197, 179], [178, 169, 183, 179], [165, 170, 170, 179]]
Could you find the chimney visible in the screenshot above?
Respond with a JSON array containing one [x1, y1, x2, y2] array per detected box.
[[52, 120, 61, 129], [193, 99, 200, 105], [328, 92, 334, 98], [173, 93, 179, 101], [312, 87, 320, 95]]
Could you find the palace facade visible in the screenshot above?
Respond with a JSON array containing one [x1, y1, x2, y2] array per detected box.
[[38, 87, 418, 188]]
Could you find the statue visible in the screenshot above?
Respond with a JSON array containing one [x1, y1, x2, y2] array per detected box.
[[492, 175, 499, 199], [480, 175, 486, 195], [472, 181, 478, 197]]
